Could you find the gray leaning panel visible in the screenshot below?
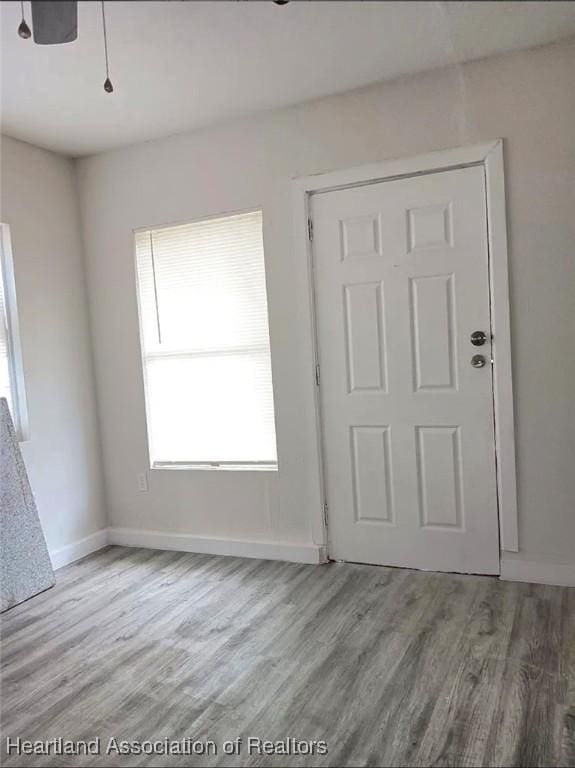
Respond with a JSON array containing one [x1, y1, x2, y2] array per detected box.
[[0, 397, 54, 612]]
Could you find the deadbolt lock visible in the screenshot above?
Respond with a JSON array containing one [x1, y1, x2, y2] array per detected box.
[[470, 330, 488, 346], [471, 354, 486, 368]]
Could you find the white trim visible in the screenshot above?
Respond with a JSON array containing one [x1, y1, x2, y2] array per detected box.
[[108, 527, 327, 564], [500, 557, 575, 588], [292, 178, 328, 549], [292, 141, 499, 196], [484, 144, 519, 551], [152, 461, 277, 471], [0, 223, 29, 441], [292, 140, 518, 559], [50, 529, 109, 570]]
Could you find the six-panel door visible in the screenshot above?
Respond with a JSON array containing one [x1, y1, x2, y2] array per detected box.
[[311, 166, 500, 574]]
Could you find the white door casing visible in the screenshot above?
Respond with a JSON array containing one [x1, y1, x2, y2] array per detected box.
[[311, 164, 500, 573]]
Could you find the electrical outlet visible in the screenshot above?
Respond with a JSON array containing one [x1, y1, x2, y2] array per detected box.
[[137, 472, 148, 492]]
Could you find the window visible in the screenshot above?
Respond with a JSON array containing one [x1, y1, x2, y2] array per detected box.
[[135, 210, 277, 469], [0, 224, 28, 440]]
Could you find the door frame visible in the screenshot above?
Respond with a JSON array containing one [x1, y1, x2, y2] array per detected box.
[[292, 139, 518, 558]]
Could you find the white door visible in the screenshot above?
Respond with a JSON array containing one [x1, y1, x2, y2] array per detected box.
[[312, 165, 500, 574]]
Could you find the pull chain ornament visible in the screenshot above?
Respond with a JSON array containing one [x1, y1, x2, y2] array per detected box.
[[18, 1, 31, 39]]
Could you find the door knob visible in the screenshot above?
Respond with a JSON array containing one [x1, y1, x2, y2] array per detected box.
[[471, 354, 486, 368], [470, 330, 487, 346]]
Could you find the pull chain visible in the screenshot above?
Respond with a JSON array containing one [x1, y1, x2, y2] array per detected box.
[[101, 1, 114, 93]]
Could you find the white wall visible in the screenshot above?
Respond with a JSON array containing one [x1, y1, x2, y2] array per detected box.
[[0, 136, 106, 556], [77, 40, 575, 564]]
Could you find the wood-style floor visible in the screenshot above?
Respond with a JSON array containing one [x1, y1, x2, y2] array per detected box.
[[1, 546, 574, 768]]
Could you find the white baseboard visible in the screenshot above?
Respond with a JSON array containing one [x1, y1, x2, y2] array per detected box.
[[500, 556, 575, 587], [48, 533, 574, 584], [108, 527, 326, 564], [50, 529, 109, 570]]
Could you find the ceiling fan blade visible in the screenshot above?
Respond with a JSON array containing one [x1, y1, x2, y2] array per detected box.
[[31, 1, 78, 45]]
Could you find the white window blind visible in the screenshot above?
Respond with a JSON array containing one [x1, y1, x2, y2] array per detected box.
[[135, 210, 277, 468], [0, 257, 12, 413], [0, 225, 28, 439]]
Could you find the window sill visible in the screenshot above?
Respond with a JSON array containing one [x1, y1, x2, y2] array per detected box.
[[151, 462, 278, 472]]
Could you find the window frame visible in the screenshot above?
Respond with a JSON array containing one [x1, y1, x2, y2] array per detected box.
[[133, 208, 278, 472], [0, 224, 29, 441]]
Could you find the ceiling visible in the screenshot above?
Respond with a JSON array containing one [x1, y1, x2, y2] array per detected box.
[[1, 1, 574, 157]]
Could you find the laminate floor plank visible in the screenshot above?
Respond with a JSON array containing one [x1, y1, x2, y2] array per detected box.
[[1, 547, 573, 768]]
